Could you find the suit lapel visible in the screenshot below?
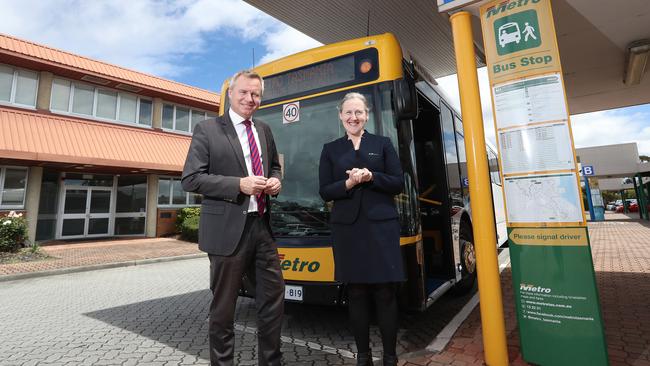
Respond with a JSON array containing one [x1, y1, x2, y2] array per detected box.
[[220, 114, 247, 175], [255, 121, 269, 176]]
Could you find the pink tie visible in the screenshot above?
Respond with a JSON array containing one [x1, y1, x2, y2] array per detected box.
[[243, 120, 265, 215]]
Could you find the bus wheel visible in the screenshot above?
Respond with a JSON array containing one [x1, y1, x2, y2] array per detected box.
[[452, 223, 477, 295]]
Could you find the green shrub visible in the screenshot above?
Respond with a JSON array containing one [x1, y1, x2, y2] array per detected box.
[[0, 211, 28, 253], [176, 207, 201, 232], [180, 215, 199, 243]]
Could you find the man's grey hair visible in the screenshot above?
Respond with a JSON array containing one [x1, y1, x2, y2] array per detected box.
[[228, 70, 265, 95], [337, 92, 370, 113]]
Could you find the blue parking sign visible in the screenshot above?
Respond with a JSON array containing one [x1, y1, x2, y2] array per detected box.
[[583, 165, 594, 176]]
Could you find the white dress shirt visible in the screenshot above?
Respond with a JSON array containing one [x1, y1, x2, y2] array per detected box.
[[229, 108, 264, 213]]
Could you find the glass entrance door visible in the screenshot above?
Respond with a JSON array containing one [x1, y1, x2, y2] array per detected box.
[[59, 187, 112, 239]]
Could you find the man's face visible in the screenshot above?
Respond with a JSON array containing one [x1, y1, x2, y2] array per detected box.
[[228, 76, 262, 120]]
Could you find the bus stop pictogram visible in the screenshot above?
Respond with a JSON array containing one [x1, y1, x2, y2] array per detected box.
[[494, 9, 541, 55]]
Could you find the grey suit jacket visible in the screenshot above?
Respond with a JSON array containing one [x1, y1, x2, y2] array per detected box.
[[181, 113, 282, 256]]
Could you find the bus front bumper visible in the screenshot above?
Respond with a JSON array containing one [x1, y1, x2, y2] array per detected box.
[[239, 280, 347, 306]]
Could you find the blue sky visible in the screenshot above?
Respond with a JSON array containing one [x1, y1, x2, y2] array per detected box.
[[2, 0, 649, 155]]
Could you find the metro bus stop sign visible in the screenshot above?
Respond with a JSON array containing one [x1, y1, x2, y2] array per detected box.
[[480, 0, 609, 364]]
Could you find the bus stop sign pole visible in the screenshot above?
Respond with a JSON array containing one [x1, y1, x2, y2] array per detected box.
[[450, 11, 509, 366]]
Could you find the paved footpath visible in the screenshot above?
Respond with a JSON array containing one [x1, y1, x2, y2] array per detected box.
[[402, 219, 650, 366], [0, 257, 213, 366], [0, 238, 204, 279]]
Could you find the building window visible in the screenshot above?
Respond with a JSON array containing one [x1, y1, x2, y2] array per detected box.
[[138, 99, 152, 126], [51, 79, 71, 111], [161, 103, 215, 134], [115, 175, 147, 236], [96, 89, 118, 119], [119, 93, 137, 123], [72, 83, 94, 115], [157, 177, 201, 206], [0, 167, 28, 209], [50, 77, 152, 127], [0, 63, 38, 108], [162, 104, 174, 129], [175, 107, 190, 132]]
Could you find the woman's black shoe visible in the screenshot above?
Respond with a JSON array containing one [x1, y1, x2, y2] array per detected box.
[[356, 351, 373, 366], [382, 354, 398, 366]]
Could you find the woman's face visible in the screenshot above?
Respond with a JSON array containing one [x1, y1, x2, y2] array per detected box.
[[339, 98, 368, 137]]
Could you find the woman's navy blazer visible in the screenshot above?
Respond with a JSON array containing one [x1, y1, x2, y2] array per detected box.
[[319, 132, 403, 224]]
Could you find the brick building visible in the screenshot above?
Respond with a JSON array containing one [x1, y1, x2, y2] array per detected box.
[[0, 33, 219, 242]]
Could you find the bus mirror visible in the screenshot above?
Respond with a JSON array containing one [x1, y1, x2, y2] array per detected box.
[[393, 77, 418, 120]]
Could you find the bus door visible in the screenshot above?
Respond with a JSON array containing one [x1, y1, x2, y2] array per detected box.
[[411, 90, 457, 294]]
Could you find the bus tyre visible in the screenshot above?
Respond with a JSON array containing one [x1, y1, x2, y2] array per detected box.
[[452, 223, 477, 295]]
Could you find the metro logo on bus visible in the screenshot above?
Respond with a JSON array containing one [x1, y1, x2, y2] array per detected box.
[[277, 247, 335, 282], [279, 254, 321, 273]]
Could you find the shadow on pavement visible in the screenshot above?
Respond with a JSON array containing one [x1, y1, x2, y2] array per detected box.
[[83, 285, 480, 365], [84, 289, 212, 361]]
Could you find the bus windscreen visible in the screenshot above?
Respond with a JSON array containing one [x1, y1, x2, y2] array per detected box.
[[261, 48, 379, 104]]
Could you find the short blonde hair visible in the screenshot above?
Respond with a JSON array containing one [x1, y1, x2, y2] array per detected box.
[[228, 69, 265, 95], [337, 92, 370, 113]]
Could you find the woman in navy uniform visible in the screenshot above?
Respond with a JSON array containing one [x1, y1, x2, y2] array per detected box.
[[319, 92, 404, 366]]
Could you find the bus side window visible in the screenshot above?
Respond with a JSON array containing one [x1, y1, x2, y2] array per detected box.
[[488, 150, 502, 185], [440, 104, 462, 208], [453, 118, 469, 202]]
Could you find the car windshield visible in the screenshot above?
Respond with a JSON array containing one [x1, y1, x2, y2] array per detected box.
[[255, 86, 376, 237]]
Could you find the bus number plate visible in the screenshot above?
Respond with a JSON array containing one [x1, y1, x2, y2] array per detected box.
[[285, 285, 303, 301]]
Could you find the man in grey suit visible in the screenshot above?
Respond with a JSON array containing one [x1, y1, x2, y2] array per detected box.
[[182, 70, 284, 366]]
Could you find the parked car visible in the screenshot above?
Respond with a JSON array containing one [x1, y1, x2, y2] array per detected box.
[[615, 199, 639, 213], [606, 202, 617, 211]]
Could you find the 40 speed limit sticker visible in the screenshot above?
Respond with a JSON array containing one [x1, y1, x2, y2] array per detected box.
[[282, 102, 300, 124]]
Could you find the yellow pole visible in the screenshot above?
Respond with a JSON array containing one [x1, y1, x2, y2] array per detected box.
[[449, 11, 509, 366]]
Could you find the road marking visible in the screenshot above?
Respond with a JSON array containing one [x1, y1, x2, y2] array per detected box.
[[234, 323, 364, 360], [426, 248, 511, 353]]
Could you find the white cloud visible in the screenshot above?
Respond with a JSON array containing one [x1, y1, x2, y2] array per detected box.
[[259, 26, 322, 65], [436, 69, 650, 156], [571, 109, 650, 156], [0, 0, 319, 78]]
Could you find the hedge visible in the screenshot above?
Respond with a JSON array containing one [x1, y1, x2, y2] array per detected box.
[[180, 214, 199, 243]]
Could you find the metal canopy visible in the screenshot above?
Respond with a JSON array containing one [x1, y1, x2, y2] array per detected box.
[[245, 0, 650, 115]]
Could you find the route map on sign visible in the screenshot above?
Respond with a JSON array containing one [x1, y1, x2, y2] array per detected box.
[[504, 173, 583, 223]]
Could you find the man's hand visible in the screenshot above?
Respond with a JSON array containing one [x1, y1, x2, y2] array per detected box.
[[264, 177, 282, 195], [240, 176, 268, 195]]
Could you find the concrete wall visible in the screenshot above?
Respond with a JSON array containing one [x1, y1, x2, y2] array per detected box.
[[576, 143, 640, 178], [24, 166, 43, 245], [146, 175, 158, 237], [36, 71, 53, 111]]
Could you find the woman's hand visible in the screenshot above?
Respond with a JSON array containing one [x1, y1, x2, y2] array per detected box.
[[345, 168, 373, 189], [356, 168, 373, 183]]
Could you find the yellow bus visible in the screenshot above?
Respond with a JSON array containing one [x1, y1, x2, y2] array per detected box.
[[219, 33, 507, 311]]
